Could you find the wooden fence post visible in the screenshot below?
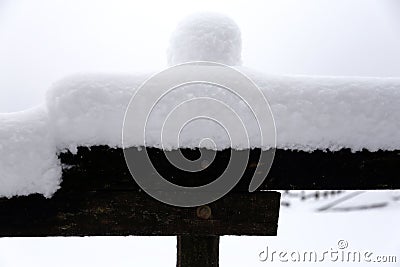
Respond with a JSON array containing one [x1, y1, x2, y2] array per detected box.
[[177, 235, 220, 267]]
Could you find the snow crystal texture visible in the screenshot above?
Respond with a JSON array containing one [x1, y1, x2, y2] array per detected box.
[[46, 69, 400, 152], [0, 107, 61, 198], [47, 73, 149, 149], [245, 69, 400, 151], [2, 12, 399, 198], [1, 70, 400, 198], [167, 13, 242, 66]]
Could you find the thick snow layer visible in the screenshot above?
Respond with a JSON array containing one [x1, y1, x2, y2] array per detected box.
[[2, 11, 399, 198], [46, 69, 400, 152], [2, 70, 400, 197], [46, 73, 149, 149], [245, 69, 400, 151], [0, 106, 61, 198], [167, 13, 242, 66]]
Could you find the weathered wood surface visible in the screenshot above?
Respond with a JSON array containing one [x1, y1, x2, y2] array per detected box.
[[1, 144, 398, 237], [0, 189, 280, 237], [60, 146, 400, 190], [177, 236, 219, 267]]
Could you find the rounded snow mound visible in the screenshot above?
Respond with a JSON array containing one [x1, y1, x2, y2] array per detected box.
[[167, 13, 242, 66]]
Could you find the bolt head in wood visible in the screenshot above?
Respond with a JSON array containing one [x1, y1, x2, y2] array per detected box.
[[196, 205, 212, 220]]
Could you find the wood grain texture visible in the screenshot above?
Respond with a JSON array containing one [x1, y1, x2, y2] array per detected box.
[[1, 145, 398, 238], [0, 189, 280, 237], [177, 236, 219, 267]]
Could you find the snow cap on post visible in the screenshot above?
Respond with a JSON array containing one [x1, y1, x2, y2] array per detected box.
[[167, 12, 242, 66]]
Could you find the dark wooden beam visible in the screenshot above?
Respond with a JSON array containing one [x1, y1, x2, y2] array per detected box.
[[177, 235, 219, 267], [0, 189, 280, 237], [2, 144, 396, 266], [59, 146, 400, 190], [0, 146, 282, 267]]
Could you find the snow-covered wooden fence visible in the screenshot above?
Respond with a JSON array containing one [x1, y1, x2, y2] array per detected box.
[[1, 12, 400, 267]]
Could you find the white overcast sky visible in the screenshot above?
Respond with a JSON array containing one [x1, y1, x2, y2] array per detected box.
[[1, 0, 400, 112]]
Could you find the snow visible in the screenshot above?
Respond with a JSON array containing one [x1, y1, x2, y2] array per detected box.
[[280, 190, 400, 212], [245, 69, 400, 151], [222, 204, 400, 267], [47, 69, 400, 152], [0, 106, 61, 198], [0, 11, 398, 267], [46, 73, 149, 149], [1, 70, 400, 197], [167, 13, 242, 66], [221, 191, 400, 266], [1, 12, 399, 197]]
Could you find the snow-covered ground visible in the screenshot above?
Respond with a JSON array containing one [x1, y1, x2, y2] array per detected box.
[[222, 199, 400, 267]]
